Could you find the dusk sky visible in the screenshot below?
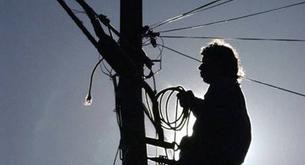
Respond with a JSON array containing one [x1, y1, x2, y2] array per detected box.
[[1, 0, 305, 165]]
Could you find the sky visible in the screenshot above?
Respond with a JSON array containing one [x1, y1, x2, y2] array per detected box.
[[1, 0, 305, 165]]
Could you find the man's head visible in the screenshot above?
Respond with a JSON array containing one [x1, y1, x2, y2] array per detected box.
[[199, 40, 244, 84]]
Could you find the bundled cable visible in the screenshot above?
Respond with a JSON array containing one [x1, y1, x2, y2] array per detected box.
[[155, 86, 191, 131]]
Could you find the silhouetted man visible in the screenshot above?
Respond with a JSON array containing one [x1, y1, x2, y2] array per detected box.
[[177, 40, 251, 165]]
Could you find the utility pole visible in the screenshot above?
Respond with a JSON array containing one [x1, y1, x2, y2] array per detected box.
[[57, 0, 147, 164], [119, 0, 147, 165]]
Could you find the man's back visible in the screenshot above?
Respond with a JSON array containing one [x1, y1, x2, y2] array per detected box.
[[179, 82, 251, 165]]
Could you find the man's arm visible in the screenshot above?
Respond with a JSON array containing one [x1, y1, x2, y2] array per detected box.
[[177, 90, 204, 118], [189, 97, 205, 118]]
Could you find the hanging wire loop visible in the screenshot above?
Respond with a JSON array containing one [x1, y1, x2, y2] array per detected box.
[[155, 86, 191, 131]]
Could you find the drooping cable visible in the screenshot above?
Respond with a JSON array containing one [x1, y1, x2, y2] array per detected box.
[[157, 43, 201, 63], [160, 35, 305, 42], [84, 58, 104, 106], [245, 78, 305, 98], [158, 1, 305, 33]]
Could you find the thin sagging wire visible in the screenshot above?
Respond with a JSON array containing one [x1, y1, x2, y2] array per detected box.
[[158, 0, 305, 33], [159, 44, 305, 98], [245, 78, 305, 98], [157, 43, 201, 63], [150, 0, 226, 29], [84, 58, 105, 106], [160, 35, 305, 42]]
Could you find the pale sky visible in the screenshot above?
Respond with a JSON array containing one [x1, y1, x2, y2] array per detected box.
[[1, 0, 305, 165]]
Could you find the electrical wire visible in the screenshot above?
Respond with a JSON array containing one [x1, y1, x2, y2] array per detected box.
[[187, 0, 234, 16], [245, 78, 305, 98], [156, 86, 191, 130], [165, 90, 175, 125], [157, 43, 201, 63], [158, 1, 305, 33], [84, 58, 104, 106], [150, 0, 227, 29], [150, 0, 236, 30], [160, 35, 305, 42]]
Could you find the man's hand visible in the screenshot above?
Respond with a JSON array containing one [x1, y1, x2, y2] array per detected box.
[[177, 90, 195, 109]]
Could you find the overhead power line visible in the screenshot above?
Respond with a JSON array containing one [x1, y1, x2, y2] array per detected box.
[[245, 78, 305, 98], [158, 44, 201, 63], [150, 0, 234, 29], [158, 1, 305, 33], [159, 44, 305, 98], [160, 35, 305, 42]]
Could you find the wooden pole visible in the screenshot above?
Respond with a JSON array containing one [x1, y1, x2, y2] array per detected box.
[[119, 0, 147, 165]]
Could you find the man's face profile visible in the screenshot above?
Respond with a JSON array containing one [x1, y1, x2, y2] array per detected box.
[[199, 55, 220, 84]]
